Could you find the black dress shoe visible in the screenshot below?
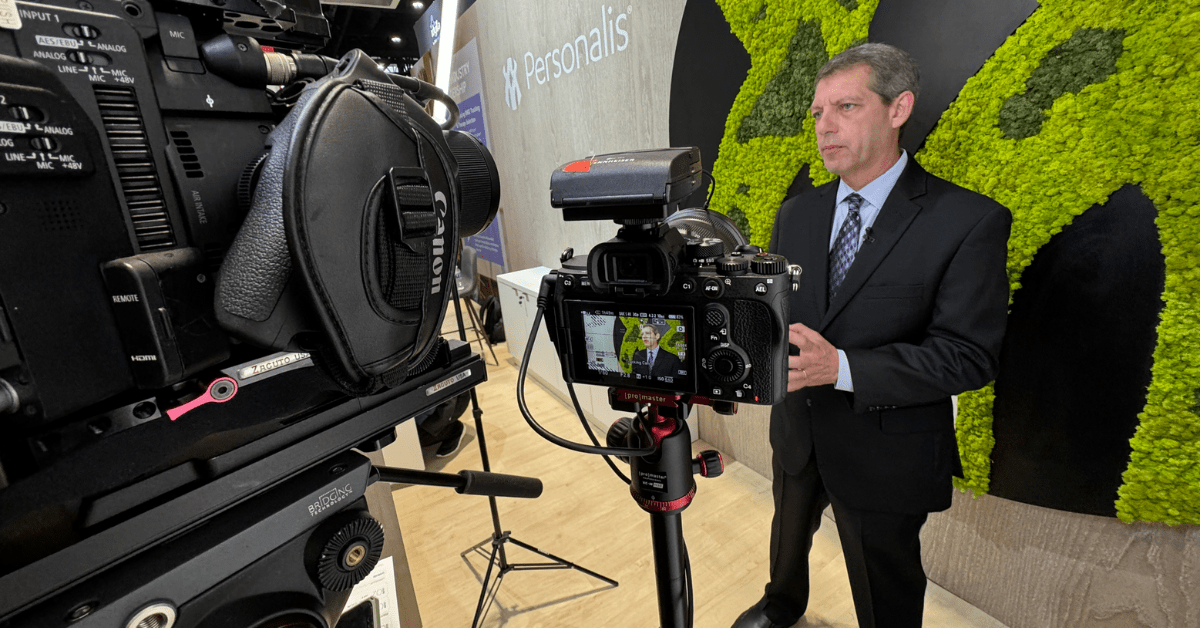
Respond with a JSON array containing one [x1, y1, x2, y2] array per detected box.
[[730, 604, 791, 628]]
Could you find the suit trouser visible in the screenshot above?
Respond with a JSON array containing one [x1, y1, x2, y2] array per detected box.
[[762, 450, 929, 628]]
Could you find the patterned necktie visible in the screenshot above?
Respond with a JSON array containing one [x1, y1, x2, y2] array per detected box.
[[828, 193, 865, 298]]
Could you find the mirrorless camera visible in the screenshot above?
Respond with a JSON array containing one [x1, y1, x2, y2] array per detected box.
[[543, 148, 797, 406]]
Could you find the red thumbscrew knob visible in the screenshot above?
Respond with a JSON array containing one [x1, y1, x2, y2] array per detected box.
[[693, 450, 724, 478]]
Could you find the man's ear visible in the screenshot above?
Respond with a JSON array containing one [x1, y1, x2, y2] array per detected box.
[[889, 90, 915, 130]]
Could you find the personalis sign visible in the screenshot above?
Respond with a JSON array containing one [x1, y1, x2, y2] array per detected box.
[[503, 3, 633, 111]]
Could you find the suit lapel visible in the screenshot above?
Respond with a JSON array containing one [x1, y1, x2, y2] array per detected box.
[[818, 161, 928, 332], [809, 184, 837, 321]]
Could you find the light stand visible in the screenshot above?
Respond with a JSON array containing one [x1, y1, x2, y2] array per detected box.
[[448, 286, 618, 627]]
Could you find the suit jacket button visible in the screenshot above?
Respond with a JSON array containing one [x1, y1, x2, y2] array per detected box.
[[806, 399, 813, 407]]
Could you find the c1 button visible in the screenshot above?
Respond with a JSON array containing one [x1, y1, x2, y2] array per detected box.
[[680, 278, 696, 293], [702, 279, 723, 298]]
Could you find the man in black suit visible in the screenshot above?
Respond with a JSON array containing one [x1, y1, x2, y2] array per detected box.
[[631, 322, 684, 381], [732, 44, 1011, 628]]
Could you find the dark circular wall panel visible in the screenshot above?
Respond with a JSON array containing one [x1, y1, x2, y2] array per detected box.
[[868, 0, 1038, 154], [989, 185, 1166, 516], [669, 0, 750, 208]]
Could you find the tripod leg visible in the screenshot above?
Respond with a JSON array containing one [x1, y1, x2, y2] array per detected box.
[[650, 512, 687, 628], [466, 298, 499, 366], [505, 536, 619, 587], [450, 280, 615, 623], [471, 538, 505, 628]]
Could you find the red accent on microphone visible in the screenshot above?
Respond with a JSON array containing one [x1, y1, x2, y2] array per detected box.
[[563, 160, 594, 173], [631, 484, 696, 513]]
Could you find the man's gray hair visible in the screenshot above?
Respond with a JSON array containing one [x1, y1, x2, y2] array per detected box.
[[815, 43, 920, 106]]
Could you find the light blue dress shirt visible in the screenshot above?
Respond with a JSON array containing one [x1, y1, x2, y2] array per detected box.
[[830, 150, 908, 392]]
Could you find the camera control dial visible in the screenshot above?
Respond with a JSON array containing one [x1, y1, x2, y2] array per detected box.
[[686, 238, 724, 265], [751, 253, 788, 275], [716, 255, 750, 275], [706, 346, 749, 383]]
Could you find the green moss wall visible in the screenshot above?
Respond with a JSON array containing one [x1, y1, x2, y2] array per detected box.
[[711, 0, 1200, 525]]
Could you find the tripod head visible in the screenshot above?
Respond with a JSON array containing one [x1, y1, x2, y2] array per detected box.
[[604, 390, 724, 513]]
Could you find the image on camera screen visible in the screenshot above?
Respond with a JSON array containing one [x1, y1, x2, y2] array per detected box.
[[568, 303, 694, 393]]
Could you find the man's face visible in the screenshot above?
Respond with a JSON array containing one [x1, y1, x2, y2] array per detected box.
[[640, 326, 660, 350], [810, 64, 909, 188]]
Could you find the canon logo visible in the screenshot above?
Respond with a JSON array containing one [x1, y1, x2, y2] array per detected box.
[[430, 191, 448, 295]]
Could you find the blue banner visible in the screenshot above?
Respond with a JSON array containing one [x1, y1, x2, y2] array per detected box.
[[450, 39, 506, 270]]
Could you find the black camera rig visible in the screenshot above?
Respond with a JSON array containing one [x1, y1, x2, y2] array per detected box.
[[0, 0, 518, 626]]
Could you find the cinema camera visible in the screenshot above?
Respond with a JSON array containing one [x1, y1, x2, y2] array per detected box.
[[0, 0, 516, 626], [513, 148, 800, 628]]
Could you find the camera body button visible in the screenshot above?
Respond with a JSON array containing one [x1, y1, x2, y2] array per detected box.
[[702, 278, 723, 298]]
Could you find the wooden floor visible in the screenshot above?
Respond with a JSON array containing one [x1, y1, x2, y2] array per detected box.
[[390, 341, 1007, 628]]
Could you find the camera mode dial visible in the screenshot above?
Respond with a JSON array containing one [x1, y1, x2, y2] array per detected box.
[[751, 253, 788, 275], [716, 255, 750, 275], [706, 346, 749, 383], [686, 238, 725, 265]]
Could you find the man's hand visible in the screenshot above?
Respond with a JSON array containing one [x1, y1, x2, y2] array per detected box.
[[787, 323, 839, 392]]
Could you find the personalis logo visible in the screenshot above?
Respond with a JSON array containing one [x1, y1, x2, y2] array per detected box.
[[505, 4, 632, 112], [429, 17, 441, 41], [503, 57, 522, 110]]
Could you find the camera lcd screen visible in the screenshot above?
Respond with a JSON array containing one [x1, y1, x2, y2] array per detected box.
[[565, 302, 695, 394]]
